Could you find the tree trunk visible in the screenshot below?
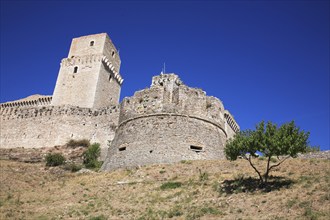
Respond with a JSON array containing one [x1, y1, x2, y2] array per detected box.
[[264, 156, 271, 184], [245, 155, 264, 184]]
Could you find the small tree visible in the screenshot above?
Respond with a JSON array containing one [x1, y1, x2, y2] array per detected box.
[[83, 143, 102, 169], [225, 121, 310, 184]]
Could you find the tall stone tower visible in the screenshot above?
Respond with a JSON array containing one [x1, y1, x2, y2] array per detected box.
[[51, 33, 123, 108]]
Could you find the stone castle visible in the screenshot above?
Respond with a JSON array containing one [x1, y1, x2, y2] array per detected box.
[[0, 33, 239, 170]]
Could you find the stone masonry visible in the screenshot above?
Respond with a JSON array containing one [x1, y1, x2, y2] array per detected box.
[[101, 74, 239, 170], [0, 33, 239, 168], [52, 33, 123, 109]]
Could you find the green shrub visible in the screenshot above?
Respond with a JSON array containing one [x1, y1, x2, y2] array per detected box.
[[83, 143, 102, 169], [63, 163, 82, 172], [160, 181, 182, 190], [45, 153, 65, 167], [67, 139, 90, 148]]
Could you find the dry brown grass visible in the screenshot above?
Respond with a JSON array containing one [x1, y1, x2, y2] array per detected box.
[[0, 158, 329, 220]]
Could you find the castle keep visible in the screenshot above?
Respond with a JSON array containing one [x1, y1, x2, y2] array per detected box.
[[0, 33, 239, 169], [52, 33, 123, 108]]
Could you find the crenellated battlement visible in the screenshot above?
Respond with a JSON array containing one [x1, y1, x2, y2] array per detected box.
[[224, 110, 240, 133], [59, 54, 123, 85], [0, 104, 119, 121], [119, 73, 228, 132], [0, 95, 52, 109], [151, 73, 183, 87], [61, 54, 103, 67], [101, 56, 123, 85]]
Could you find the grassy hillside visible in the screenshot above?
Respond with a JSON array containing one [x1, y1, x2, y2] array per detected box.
[[0, 157, 329, 219]]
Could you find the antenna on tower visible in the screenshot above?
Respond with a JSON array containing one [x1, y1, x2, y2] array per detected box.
[[160, 62, 166, 75]]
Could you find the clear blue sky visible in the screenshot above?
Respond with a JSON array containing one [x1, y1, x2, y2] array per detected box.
[[1, 0, 329, 150]]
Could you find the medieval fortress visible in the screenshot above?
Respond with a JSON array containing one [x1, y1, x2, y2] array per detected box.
[[0, 33, 239, 170]]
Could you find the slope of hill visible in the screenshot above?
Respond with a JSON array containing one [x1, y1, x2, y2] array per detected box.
[[0, 156, 329, 219]]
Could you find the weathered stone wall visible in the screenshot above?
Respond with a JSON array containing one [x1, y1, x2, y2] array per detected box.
[[102, 115, 226, 170], [102, 74, 239, 171], [119, 74, 227, 128], [103, 34, 121, 73], [51, 55, 103, 108], [0, 104, 119, 160], [68, 33, 121, 73], [94, 62, 121, 107]]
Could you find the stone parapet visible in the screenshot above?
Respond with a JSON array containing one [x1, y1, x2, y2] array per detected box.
[[61, 54, 103, 67], [119, 73, 226, 130], [224, 110, 240, 134], [0, 104, 119, 121], [0, 96, 52, 109]]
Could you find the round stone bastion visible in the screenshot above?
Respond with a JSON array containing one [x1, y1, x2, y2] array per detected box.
[[101, 74, 234, 171]]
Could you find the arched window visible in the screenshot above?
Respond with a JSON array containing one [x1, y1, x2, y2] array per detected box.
[[109, 74, 112, 81], [73, 66, 78, 73], [112, 51, 115, 57], [90, 41, 94, 46]]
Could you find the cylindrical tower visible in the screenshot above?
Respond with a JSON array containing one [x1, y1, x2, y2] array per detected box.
[[101, 74, 231, 171]]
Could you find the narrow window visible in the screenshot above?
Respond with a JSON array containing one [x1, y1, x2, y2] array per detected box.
[[73, 66, 78, 73], [109, 74, 112, 81], [190, 145, 203, 152], [90, 41, 94, 46], [119, 147, 126, 152], [112, 51, 115, 57]]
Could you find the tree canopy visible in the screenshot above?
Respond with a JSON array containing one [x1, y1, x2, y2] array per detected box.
[[225, 121, 310, 184]]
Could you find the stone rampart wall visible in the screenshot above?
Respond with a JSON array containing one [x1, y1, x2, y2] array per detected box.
[[101, 114, 227, 170], [0, 105, 120, 159]]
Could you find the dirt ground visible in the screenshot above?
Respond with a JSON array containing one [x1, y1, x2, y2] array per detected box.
[[0, 156, 329, 219]]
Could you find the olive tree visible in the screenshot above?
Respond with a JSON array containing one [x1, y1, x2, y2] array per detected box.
[[225, 121, 310, 184]]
